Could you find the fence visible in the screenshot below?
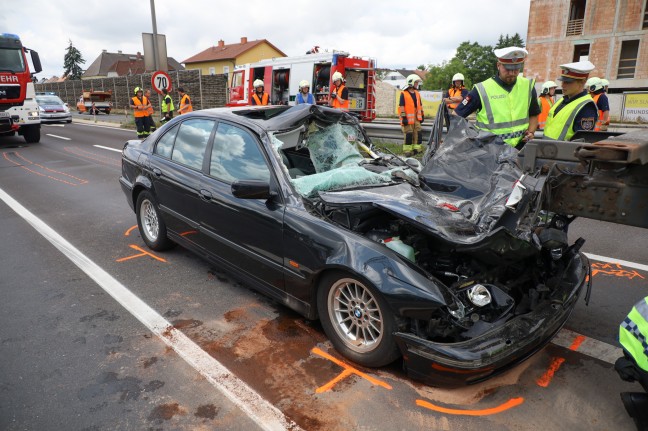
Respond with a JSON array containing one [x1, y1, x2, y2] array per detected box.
[[35, 70, 228, 116]]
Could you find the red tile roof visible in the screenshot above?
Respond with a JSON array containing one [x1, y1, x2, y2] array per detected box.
[[183, 39, 286, 64]]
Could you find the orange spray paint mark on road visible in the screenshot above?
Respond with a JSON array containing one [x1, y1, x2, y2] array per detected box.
[[124, 225, 138, 236], [3, 151, 88, 186], [116, 244, 167, 263], [591, 262, 645, 280], [311, 347, 392, 392], [569, 335, 586, 351], [416, 397, 524, 416], [536, 357, 566, 388]]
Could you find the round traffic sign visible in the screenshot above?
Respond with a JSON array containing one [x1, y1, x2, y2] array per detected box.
[[151, 71, 173, 94]]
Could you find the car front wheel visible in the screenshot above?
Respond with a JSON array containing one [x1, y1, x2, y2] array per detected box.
[[317, 272, 400, 367], [136, 191, 173, 251]]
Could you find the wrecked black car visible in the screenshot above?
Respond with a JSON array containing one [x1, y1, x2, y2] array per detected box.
[[120, 104, 590, 387]]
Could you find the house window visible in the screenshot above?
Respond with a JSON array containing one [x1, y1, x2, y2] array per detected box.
[[567, 0, 586, 36], [644, 0, 648, 29], [209, 67, 216, 75], [223, 66, 229, 76], [573, 44, 590, 62], [617, 40, 640, 79]]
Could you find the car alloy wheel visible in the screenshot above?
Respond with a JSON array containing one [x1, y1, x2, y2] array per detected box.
[[140, 199, 159, 242], [136, 191, 173, 251]]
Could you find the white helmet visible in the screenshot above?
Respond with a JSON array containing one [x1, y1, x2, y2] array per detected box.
[[253, 79, 264, 89], [406, 74, 423, 88], [541, 80, 557, 95], [601, 78, 610, 88], [299, 80, 310, 90], [452, 73, 465, 82], [332, 71, 344, 83], [586, 77, 603, 92]]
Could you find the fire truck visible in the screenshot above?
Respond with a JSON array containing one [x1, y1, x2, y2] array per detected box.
[[0, 33, 42, 143], [228, 51, 377, 121]]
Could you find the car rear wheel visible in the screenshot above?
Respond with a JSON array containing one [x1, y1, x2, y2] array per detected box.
[[136, 191, 173, 251], [317, 272, 400, 367]]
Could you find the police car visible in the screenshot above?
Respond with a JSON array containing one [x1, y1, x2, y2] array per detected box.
[[35, 92, 72, 123]]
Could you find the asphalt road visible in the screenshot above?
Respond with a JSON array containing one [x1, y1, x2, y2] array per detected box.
[[0, 121, 646, 430]]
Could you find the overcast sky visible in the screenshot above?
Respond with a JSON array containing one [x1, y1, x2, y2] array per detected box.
[[5, 0, 531, 78]]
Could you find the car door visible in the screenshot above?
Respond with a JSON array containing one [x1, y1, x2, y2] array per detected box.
[[149, 118, 216, 240], [197, 121, 286, 292]]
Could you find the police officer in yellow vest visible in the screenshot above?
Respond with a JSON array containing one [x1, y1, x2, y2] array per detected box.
[[160, 88, 174, 123], [398, 74, 425, 156], [542, 61, 598, 141], [615, 296, 648, 430], [130, 86, 152, 139], [454, 47, 539, 148]]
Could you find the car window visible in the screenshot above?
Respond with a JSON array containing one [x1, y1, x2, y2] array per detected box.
[[171, 119, 215, 170], [154, 124, 179, 159], [36, 96, 64, 104], [209, 123, 270, 183]]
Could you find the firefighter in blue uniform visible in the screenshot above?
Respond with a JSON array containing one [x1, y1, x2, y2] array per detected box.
[[453, 47, 540, 149], [615, 296, 648, 431]]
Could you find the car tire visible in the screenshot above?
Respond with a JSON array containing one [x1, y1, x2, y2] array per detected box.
[[22, 125, 40, 143], [66, 120, 72, 124], [317, 271, 400, 367], [136, 191, 174, 251]]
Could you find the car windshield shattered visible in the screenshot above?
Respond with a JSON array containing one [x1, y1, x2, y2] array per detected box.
[[267, 108, 589, 385]]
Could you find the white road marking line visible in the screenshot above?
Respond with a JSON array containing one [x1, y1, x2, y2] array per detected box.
[[93, 145, 122, 153], [73, 122, 134, 132], [43, 124, 64, 127], [45, 134, 71, 141], [0, 186, 302, 431], [553, 328, 621, 365], [585, 253, 648, 272]]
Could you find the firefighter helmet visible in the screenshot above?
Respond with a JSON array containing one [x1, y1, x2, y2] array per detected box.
[[332, 71, 344, 83], [601, 78, 609, 88], [541, 80, 557, 95], [452, 73, 465, 82], [299, 80, 310, 90], [406, 74, 423, 88], [586, 77, 603, 92], [134, 86, 142, 94], [253, 79, 264, 89]]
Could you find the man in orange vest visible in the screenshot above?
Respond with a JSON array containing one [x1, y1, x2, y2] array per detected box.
[[130, 87, 152, 139], [537, 81, 557, 130], [177, 87, 193, 115], [329, 71, 349, 111], [144, 89, 156, 132], [251, 80, 269, 105], [398, 74, 424, 156], [587, 77, 610, 131]]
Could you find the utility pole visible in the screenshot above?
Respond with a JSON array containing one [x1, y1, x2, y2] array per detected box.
[[150, 0, 160, 71]]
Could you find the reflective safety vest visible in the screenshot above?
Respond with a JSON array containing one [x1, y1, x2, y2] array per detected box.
[[161, 94, 174, 113], [537, 95, 554, 129], [131, 96, 150, 118], [296, 92, 314, 104], [591, 93, 606, 131], [179, 94, 193, 114], [447, 86, 465, 109], [331, 83, 349, 111], [620, 296, 648, 372], [474, 76, 535, 147], [543, 94, 596, 141], [398, 90, 423, 126], [252, 92, 269, 105]]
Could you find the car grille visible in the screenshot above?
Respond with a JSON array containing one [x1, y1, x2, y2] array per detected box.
[[0, 85, 21, 100]]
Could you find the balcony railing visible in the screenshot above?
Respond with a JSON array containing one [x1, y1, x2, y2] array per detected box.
[[566, 19, 584, 36]]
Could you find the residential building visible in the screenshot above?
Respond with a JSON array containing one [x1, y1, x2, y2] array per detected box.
[[183, 37, 286, 83], [82, 50, 184, 80], [525, 0, 648, 91]]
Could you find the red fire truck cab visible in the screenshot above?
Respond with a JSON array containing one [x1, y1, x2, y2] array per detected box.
[[228, 51, 377, 122]]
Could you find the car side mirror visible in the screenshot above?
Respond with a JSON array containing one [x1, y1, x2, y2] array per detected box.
[[231, 180, 275, 200]]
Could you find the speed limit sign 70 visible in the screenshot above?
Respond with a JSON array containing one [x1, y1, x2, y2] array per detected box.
[[151, 71, 173, 94]]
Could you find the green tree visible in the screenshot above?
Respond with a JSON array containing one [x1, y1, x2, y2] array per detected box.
[[423, 58, 469, 91], [454, 41, 496, 85], [495, 33, 526, 49], [63, 40, 85, 80]]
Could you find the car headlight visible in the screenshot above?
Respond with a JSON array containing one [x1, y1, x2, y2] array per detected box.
[[38, 106, 45, 112], [63, 106, 70, 113], [467, 284, 492, 307], [28, 111, 39, 117]]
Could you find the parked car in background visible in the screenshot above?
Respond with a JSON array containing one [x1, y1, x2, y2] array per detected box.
[[35, 92, 72, 123], [119, 104, 590, 387]]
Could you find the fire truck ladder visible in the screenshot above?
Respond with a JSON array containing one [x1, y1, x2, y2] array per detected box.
[[365, 60, 377, 121]]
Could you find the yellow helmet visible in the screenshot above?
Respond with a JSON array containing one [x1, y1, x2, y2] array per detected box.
[[253, 79, 264, 89], [299, 80, 310, 90], [332, 71, 344, 82], [134, 86, 142, 94]]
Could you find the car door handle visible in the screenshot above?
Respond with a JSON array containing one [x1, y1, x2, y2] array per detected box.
[[199, 189, 212, 201], [152, 168, 162, 177]]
